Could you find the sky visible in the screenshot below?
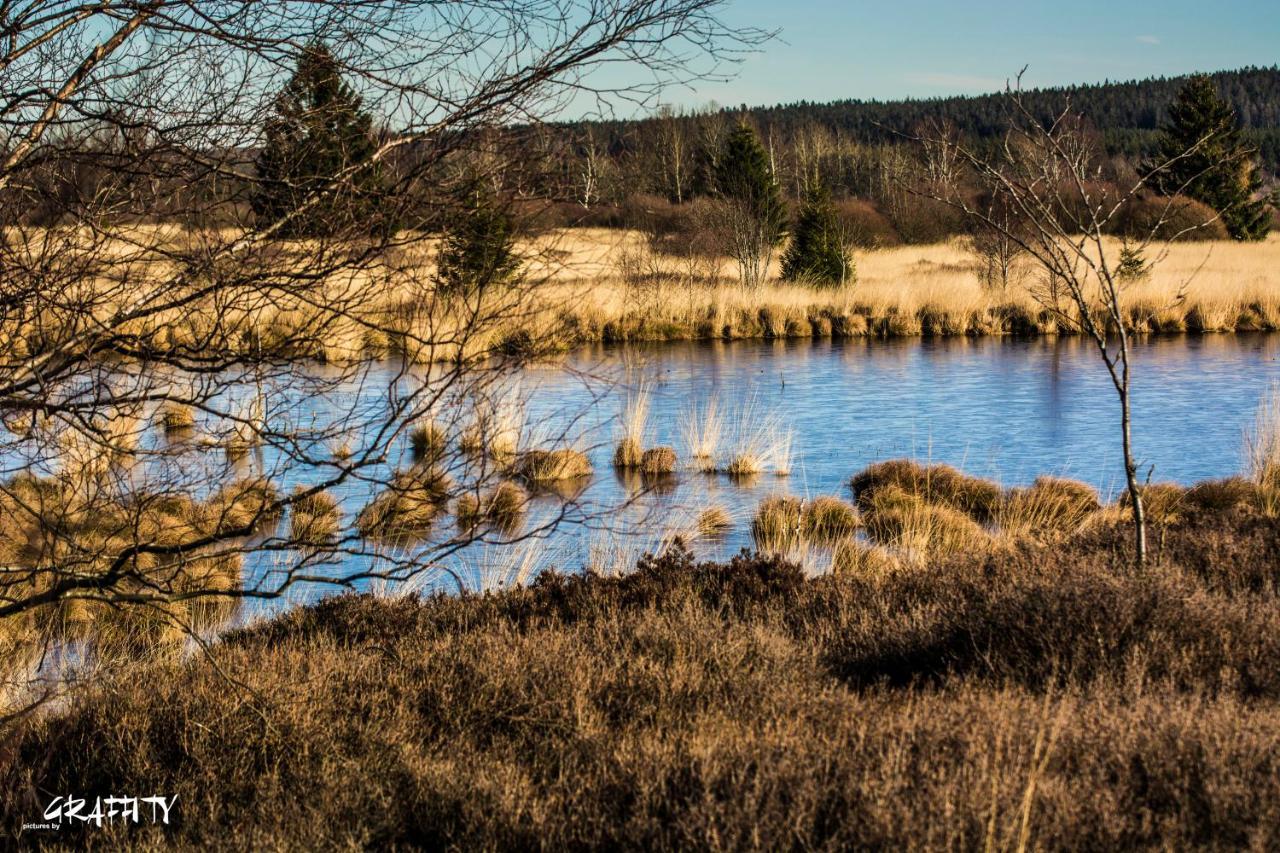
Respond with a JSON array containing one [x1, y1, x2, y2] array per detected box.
[[605, 0, 1280, 115]]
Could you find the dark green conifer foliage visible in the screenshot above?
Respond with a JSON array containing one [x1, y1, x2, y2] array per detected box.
[[1143, 75, 1271, 241], [714, 124, 787, 239], [435, 185, 520, 295], [781, 178, 852, 285], [253, 44, 392, 238]]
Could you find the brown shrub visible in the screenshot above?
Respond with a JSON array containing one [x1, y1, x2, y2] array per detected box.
[[1110, 194, 1229, 241]]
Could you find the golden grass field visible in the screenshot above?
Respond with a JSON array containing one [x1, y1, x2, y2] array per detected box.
[[5, 225, 1279, 364]]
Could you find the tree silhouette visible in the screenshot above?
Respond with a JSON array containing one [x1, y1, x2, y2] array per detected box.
[[781, 177, 851, 285], [1143, 75, 1271, 241], [253, 44, 392, 238]]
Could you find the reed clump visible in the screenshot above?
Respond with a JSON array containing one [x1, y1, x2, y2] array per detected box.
[[456, 482, 527, 532], [410, 421, 448, 464], [851, 459, 1001, 523], [514, 449, 593, 483], [751, 496, 805, 550], [861, 485, 991, 562], [356, 466, 452, 541], [640, 446, 677, 476], [207, 478, 281, 534], [997, 476, 1101, 538], [803, 496, 861, 543], [696, 506, 732, 537], [157, 402, 196, 434], [290, 487, 341, 543]]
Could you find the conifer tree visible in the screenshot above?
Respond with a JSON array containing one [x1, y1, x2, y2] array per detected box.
[[253, 43, 392, 238], [781, 177, 852, 285], [1143, 75, 1270, 241], [435, 183, 520, 295], [714, 123, 786, 288]]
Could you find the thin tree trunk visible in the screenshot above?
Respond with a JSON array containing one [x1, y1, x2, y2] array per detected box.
[[1118, 378, 1148, 566]]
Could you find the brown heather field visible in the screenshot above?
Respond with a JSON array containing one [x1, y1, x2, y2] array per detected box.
[[4, 465, 1280, 849], [6, 226, 1278, 364]]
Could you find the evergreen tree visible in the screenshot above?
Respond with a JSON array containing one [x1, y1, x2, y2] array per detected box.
[[253, 44, 392, 238], [435, 184, 520, 295], [714, 123, 787, 288], [781, 177, 852, 285], [1143, 75, 1270, 241]]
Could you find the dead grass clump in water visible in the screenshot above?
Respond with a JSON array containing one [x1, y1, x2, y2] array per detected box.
[[803, 496, 861, 543], [410, 421, 448, 464], [751, 496, 804, 550], [696, 506, 732, 537], [290, 487, 340, 543], [356, 466, 451, 541], [680, 397, 722, 469], [851, 459, 1001, 522], [157, 402, 196, 434], [640, 446, 677, 476], [863, 486, 991, 562], [997, 476, 1101, 538], [612, 437, 643, 469], [456, 482, 527, 532], [515, 449, 592, 483], [207, 478, 281, 534]]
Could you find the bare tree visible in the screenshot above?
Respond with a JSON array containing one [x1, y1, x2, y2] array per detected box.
[[0, 0, 762, 715], [912, 78, 1225, 566]]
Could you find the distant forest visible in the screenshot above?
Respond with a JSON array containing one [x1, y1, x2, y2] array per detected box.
[[724, 66, 1280, 167], [499, 66, 1278, 243]]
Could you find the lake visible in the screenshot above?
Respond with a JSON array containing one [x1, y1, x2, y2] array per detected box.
[[210, 332, 1280, 603]]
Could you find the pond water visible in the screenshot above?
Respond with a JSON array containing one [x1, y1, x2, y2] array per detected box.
[[219, 332, 1280, 605]]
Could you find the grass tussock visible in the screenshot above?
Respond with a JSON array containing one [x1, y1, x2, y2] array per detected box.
[[8, 504, 1280, 848], [410, 421, 448, 464], [851, 458, 1002, 523], [455, 482, 527, 532], [289, 487, 340, 543], [639, 446, 677, 476], [514, 449, 593, 484], [156, 402, 195, 434], [356, 466, 452, 541], [752, 495, 861, 550], [696, 505, 732, 537], [997, 476, 1101, 539]]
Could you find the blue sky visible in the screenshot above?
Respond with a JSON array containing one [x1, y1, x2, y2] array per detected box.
[[625, 0, 1279, 112]]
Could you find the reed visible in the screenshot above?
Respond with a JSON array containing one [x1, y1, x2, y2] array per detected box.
[[613, 386, 651, 469], [640, 446, 677, 476], [680, 397, 723, 470], [851, 459, 1002, 523], [157, 402, 196, 434], [456, 481, 527, 532], [996, 477, 1101, 538], [514, 448, 593, 483], [356, 466, 451, 541], [410, 421, 448, 464], [289, 486, 341, 543], [696, 505, 733, 537]]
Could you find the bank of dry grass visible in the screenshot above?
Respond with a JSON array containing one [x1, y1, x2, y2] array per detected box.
[[4, 497, 1280, 848], [6, 226, 1277, 365]]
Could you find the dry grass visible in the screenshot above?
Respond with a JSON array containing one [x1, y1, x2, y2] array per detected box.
[[696, 505, 733, 537], [680, 396, 723, 469], [409, 421, 448, 464], [851, 459, 1003, 523], [996, 476, 1101, 539], [356, 465, 451, 541], [514, 448, 593, 483], [7, 509, 1280, 848], [639, 446, 677, 476], [455, 482, 527, 532], [19, 228, 1277, 368], [289, 487, 340, 543], [156, 402, 196, 434]]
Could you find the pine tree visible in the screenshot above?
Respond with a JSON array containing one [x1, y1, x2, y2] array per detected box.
[[252, 44, 392, 238], [435, 184, 520, 295], [781, 177, 852, 286], [714, 123, 787, 288], [1143, 75, 1270, 241]]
